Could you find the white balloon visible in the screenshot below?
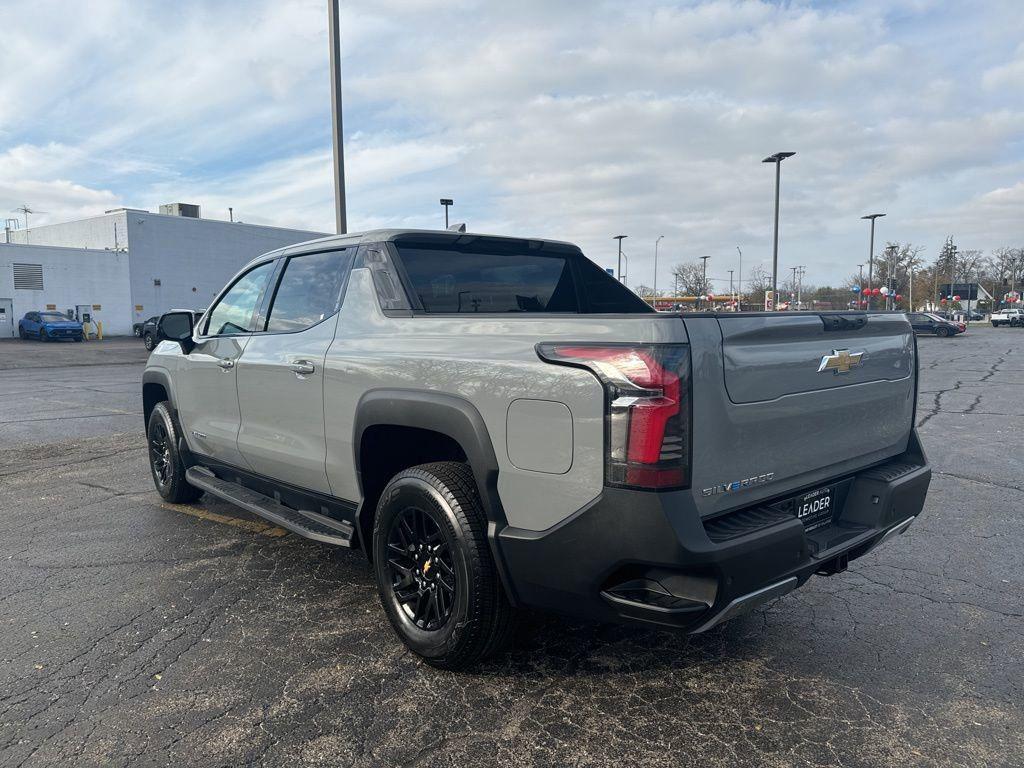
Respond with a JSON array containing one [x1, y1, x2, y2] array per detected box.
[[879, 286, 890, 296]]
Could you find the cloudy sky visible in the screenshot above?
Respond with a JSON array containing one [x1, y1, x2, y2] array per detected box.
[[2, 0, 1022, 289]]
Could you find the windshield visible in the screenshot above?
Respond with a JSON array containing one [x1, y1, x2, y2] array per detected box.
[[39, 312, 68, 322]]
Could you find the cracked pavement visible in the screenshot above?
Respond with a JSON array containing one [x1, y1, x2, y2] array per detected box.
[[1, 330, 1022, 767]]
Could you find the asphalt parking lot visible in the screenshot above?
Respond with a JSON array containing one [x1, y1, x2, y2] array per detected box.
[[1, 328, 1022, 767]]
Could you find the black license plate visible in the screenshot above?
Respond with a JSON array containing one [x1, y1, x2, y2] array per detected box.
[[791, 486, 835, 532]]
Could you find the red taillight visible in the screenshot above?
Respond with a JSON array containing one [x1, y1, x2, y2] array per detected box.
[[537, 343, 691, 490]]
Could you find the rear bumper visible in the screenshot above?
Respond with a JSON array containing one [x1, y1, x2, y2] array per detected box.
[[497, 432, 930, 631]]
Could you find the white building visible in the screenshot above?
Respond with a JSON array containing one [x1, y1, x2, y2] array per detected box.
[[2, 204, 326, 336], [0, 244, 133, 336]]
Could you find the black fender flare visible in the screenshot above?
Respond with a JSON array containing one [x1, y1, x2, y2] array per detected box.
[[142, 368, 195, 467], [353, 389, 518, 604]]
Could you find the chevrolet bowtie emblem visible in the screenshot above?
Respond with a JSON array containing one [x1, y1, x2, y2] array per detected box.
[[817, 349, 864, 374]]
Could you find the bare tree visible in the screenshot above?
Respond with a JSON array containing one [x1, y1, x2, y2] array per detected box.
[[669, 262, 713, 297], [632, 284, 662, 298], [742, 264, 772, 303]]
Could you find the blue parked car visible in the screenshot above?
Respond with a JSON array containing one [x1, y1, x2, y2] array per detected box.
[[18, 310, 84, 342]]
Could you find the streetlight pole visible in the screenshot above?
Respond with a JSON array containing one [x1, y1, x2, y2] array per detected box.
[[736, 246, 743, 312], [700, 256, 711, 310], [762, 152, 796, 310], [654, 235, 664, 298], [328, 0, 347, 234], [440, 198, 453, 229], [728, 269, 734, 308], [613, 235, 628, 282], [861, 213, 885, 310], [797, 265, 805, 310]]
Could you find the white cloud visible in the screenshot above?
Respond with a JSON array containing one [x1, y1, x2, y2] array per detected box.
[[1, 0, 1022, 288]]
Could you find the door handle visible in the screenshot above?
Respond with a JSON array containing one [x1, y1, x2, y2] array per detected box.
[[288, 360, 316, 375], [217, 358, 235, 370]]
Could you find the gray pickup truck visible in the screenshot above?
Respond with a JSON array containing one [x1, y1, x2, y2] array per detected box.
[[144, 229, 931, 668]]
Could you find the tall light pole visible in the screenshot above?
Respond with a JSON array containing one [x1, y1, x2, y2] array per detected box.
[[728, 269, 735, 308], [328, 0, 347, 234], [440, 198, 453, 229], [736, 246, 743, 311], [653, 235, 664, 298], [763, 152, 796, 309], [700, 255, 711, 310], [884, 244, 898, 310], [861, 213, 885, 309], [613, 235, 628, 282]]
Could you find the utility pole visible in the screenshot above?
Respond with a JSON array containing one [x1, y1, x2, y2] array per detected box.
[[763, 152, 796, 309], [861, 213, 885, 310], [613, 235, 627, 282], [654, 235, 664, 298], [328, 0, 348, 234], [857, 264, 864, 309], [728, 269, 734, 308]]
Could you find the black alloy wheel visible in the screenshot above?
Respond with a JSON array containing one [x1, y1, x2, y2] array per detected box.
[[144, 332, 155, 351], [385, 506, 458, 632], [936, 326, 950, 337], [146, 401, 203, 503], [149, 420, 173, 488], [372, 462, 516, 669]]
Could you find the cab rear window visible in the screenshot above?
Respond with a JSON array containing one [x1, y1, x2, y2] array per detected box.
[[392, 236, 652, 314]]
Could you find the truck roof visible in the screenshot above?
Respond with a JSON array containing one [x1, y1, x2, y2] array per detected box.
[[249, 229, 582, 268]]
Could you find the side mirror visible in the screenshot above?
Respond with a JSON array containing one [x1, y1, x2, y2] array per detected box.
[[157, 311, 196, 353]]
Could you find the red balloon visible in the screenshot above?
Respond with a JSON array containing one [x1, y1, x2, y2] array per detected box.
[[895, 294, 903, 301], [953, 295, 961, 301], [873, 288, 882, 296]]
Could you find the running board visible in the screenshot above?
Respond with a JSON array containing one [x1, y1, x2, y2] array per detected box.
[[185, 467, 355, 547]]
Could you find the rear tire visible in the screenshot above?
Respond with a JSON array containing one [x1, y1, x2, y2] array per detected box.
[[147, 402, 203, 503], [372, 462, 516, 670], [992, 321, 999, 327]]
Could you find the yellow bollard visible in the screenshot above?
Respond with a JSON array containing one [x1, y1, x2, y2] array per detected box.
[[96, 320, 103, 340]]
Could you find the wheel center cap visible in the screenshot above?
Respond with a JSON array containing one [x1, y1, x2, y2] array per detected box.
[[421, 558, 433, 576]]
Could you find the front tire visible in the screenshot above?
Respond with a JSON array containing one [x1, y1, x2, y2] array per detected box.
[[936, 326, 950, 337], [143, 332, 156, 351], [18, 326, 26, 340], [992, 321, 999, 327], [39, 329, 48, 342], [372, 462, 515, 670], [147, 402, 203, 503]]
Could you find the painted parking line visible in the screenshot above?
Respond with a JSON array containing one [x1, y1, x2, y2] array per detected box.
[[160, 502, 288, 538]]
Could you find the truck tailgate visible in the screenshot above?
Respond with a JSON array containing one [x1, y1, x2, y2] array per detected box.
[[682, 313, 916, 518]]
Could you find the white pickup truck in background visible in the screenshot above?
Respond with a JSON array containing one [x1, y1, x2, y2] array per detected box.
[[991, 308, 1024, 327]]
